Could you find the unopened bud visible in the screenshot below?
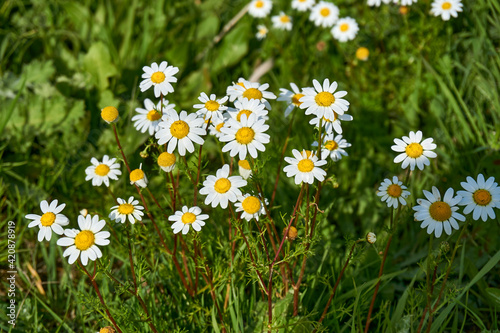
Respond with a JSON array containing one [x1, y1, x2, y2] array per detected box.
[[440, 241, 450, 254], [285, 226, 298, 241], [79, 209, 88, 217], [366, 232, 377, 244]]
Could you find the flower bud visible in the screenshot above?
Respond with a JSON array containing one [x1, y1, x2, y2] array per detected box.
[[366, 232, 377, 244], [101, 106, 119, 123]]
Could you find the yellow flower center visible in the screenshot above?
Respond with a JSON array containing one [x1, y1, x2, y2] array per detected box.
[[242, 88, 263, 100], [75, 230, 95, 251], [181, 212, 196, 224], [216, 122, 225, 132], [405, 143, 424, 158], [130, 169, 145, 182], [259, 28, 267, 35], [292, 93, 304, 106], [118, 203, 134, 215], [170, 120, 190, 139], [99, 327, 113, 333], [356, 47, 369, 61], [387, 184, 402, 198], [324, 140, 338, 151], [95, 164, 110, 176], [429, 201, 452, 222], [205, 100, 220, 112], [101, 106, 119, 123], [147, 110, 162, 121], [255, 0, 264, 8], [40, 212, 56, 227], [158, 152, 176, 167], [238, 159, 251, 170], [287, 226, 298, 240], [237, 82, 246, 88], [399, 6, 409, 14], [242, 196, 261, 214], [214, 178, 231, 193], [320, 7, 330, 17], [280, 15, 290, 23], [315, 91, 335, 107], [441, 2, 452, 9], [297, 159, 314, 172], [237, 109, 253, 121], [473, 189, 492, 206], [151, 71, 166, 84], [339, 23, 349, 32], [235, 127, 255, 144]]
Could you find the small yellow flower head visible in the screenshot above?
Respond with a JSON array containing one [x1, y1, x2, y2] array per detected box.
[[101, 106, 119, 124], [366, 232, 377, 244], [158, 152, 176, 172], [99, 327, 115, 333], [356, 47, 369, 61], [238, 159, 252, 180], [399, 6, 409, 15], [130, 164, 148, 188], [285, 226, 298, 241]]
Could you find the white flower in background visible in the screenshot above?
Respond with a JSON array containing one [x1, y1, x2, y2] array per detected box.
[[227, 79, 277, 109], [169, 206, 209, 234], [226, 78, 247, 102], [309, 1, 339, 28], [309, 112, 353, 135], [220, 114, 270, 160], [140, 61, 179, 98], [283, 149, 327, 185], [256, 24, 269, 40], [235, 194, 267, 221], [413, 187, 465, 238], [209, 116, 229, 139], [277, 82, 307, 117], [85, 155, 122, 187], [457, 174, 500, 222], [292, 0, 316, 11], [109, 197, 144, 224], [272, 12, 293, 31], [199, 164, 247, 209], [300, 78, 350, 121], [156, 110, 206, 156], [26, 200, 69, 242], [392, 130, 437, 171], [248, 0, 273, 18], [132, 98, 176, 135], [394, 0, 418, 6], [193, 92, 228, 121], [228, 98, 269, 122], [367, 0, 391, 6], [377, 176, 411, 208], [430, 0, 463, 20], [331, 17, 359, 42], [312, 133, 351, 161]]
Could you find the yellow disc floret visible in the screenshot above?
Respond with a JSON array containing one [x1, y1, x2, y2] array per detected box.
[[242, 196, 261, 214], [130, 169, 145, 182], [405, 143, 424, 158], [441, 2, 452, 9], [255, 0, 264, 8], [158, 152, 176, 167], [147, 110, 162, 121], [324, 140, 338, 151], [118, 203, 134, 215], [205, 100, 220, 112], [40, 212, 56, 227], [214, 178, 231, 193], [238, 159, 251, 170], [95, 164, 110, 176], [216, 122, 225, 132], [151, 71, 166, 84], [237, 109, 253, 121], [101, 106, 119, 123], [170, 120, 190, 139], [429, 201, 452, 222], [356, 47, 369, 61], [297, 159, 314, 172], [235, 127, 255, 144], [242, 88, 263, 100], [292, 93, 304, 106], [387, 184, 402, 198], [339, 23, 349, 32], [473, 189, 492, 206], [75, 230, 95, 251], [315, 92, 336, 107], [181, 212, 196, 224], [320, 7, 330, 17], [280, 15, 290, 23]]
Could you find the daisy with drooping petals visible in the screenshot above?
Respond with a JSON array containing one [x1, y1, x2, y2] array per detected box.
[[331, 17, 359, 42], [256, 24, 269, 40], [292, 0, 316, 11], [300, 79, 350, 121], [309, 112, 353, 134], [155, 110, 206, 156], [199, 164, 247, 209], [169, 206, 209, 235], [277, 83, 306, 117], [392, 130, 437, 171], [376, 176, 411, 208], [140, 61, 179, 98], [101, 106, 119, 124], [457, 174, 500, 222], [227, 79, 277, 109], [413, 187, 465, 238], [367, 0, 391, 6], [220, 114, 270, 160], [309, 1, 339, 28], [193, 92, 228, 121], [272, 12, 293, 31], [26, 199, 69, 242], [132, 98, 176, 135], [430, 0, 462, 20], [130, 164, 148, 188], [209, 116, 229, 139], [228, 98, 269, 122], [109, 197, 144, 224], [85, 155, 122, 187], [248, 0, 273, 18], [157, 151, 176, 172], [284, 149, 327, 185], [312, 133, 351, 161], [57, 214, 110, 265], [238, 159, 253, 179], [235, 194, 267, 221]]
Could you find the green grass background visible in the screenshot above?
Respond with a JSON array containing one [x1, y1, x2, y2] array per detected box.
[[1, 0, 500, 332]]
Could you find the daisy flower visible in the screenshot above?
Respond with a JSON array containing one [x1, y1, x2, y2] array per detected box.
[[209, 116, 229, 139], [367, 0, 391, 6], [277, 82, 306, 117], [238, 159, 253, 179], [356, 47, 369, 61], [193, 92, 228, 121], [109, 197, 144, 224], [309, 1, 339, 28], [300, 79, 350, 121], [101, 106, 119, 124], [430, 0, 462, 20], [57, 214, 110, 265], [272, 12, 293, 31], [376, 176, 411, 208], [228, 98, 269, 122], [157, 151, 176, 172], [130, 164, 148, 188], [331, 17, 359, 42], [457, 174, 500, 222], [140, 61, 179, 98], [199, 164, 247, 209], [392, 130, 437, 171], [169, 206, 209, 234], [312, 133, 351, 161], [220, 114, 270, 160], [394, 0, 418, 5], [227, 79, 277, 109], [256, 24, 269, 40], [235, 194, 267, 221], [309, 113, 353, 135], [155, 110, 206, 156], [25, 199, 69, 242], [283, 149, 327, 185], [248, 0, 273, 18], [132, 98, 176, 135], [413, 187, 465, 238], [292, 0, 316, 11], [85, 155, 122, 187], [226, 78, 247, 102]]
